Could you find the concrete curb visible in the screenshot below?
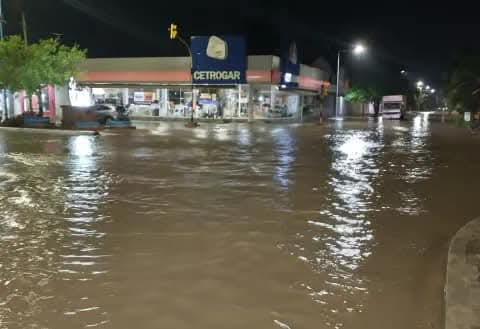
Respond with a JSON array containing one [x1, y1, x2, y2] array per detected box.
[[446, 217, 480, 329], [0, 127, 98, 136]]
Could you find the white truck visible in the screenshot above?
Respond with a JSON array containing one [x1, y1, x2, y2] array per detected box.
[[381, 95, 406, 120]]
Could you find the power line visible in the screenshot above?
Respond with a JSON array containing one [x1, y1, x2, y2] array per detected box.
[[62, 0, 160, 46]]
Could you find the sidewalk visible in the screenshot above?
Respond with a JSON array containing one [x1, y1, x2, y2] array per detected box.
[[446, 217, 480, 329], [0, 126, 98, 136]]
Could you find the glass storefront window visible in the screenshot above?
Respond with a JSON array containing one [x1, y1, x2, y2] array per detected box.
[[196, 88, 218, 119], [251, 85, 301, 120], [274, 91, 300, 119], [251, 85, 273, 119], [70, 84, 304, 121]]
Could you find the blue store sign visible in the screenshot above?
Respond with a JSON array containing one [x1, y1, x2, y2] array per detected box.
[[191, 35, 247, 85], [280, 42, 300, 88]]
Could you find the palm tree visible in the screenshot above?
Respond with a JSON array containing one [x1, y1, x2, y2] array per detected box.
[[447, 56, 480, 115]]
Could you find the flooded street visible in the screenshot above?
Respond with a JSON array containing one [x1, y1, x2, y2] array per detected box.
[[1, 115, 480, 329]]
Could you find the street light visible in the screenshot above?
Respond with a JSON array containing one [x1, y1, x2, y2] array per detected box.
[[336, 43, 367, 118], [400, 70, 407, 75], [426, 85, 431, 91], [353, 44, 366, 55], [431, 89, 436, 94], [416, 80, 424, 89]]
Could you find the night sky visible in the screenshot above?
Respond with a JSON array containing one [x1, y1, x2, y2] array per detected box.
[[5, 0, 480, 92]]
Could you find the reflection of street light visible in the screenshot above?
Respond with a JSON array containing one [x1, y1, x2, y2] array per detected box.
[[336, 43, 367, 117]]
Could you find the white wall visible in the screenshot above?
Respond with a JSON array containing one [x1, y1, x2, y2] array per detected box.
[[54, 86, 71, 125]]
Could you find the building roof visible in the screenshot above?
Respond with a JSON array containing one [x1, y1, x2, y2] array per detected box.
[[77, 55, 330, 91]]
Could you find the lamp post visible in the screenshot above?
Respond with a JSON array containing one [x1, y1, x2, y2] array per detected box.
[[416, 81, 424, 112], [335, 43, 366, 118]]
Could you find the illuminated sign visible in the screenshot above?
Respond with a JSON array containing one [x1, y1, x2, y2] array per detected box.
[[191, 35, 247, 84], [280, 41, 300, 88], [193, 71, 241, 81]]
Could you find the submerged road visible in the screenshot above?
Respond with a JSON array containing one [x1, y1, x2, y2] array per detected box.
[[0, 115, 479, 329]]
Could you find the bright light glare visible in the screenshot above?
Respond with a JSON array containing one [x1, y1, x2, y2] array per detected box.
[[92, 88, 105, 96], [72, 136, 94, 157], [426, 85, 431, 90], [353, 44, 366, 55], [69, 89, 93, 107], [284, 73, 292, 83], [431, 89, 436, 94], [339, 136, 369, 160]]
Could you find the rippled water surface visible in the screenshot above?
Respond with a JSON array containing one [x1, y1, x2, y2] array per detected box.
[[1, 115, 480, 329]]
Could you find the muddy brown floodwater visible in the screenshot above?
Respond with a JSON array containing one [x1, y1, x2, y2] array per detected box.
[[1, 114, 480, 329]]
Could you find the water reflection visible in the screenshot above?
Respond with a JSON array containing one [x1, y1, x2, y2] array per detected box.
[[236, 125, 251, 146], [0, 118, 460, 329], [61, 136, 112, 327], [326, 131, 380, 268], [271, 127, 297, 190], [292, 127, 383, 325], [0, 137, 68, 328], [389, 114, 434, 214]]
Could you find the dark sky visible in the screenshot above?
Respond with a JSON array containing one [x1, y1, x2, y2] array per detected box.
[[5, 0, 480, 92]]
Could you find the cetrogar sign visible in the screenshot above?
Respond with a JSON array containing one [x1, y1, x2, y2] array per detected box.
[[191, 35, 247, 85]]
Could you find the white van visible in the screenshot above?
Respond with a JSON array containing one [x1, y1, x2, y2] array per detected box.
[[381, 95, 405, 120]]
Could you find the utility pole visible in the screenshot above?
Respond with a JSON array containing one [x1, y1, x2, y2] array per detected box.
[[0, 0, 4, 39], [335, 50, 341, 118], [21, 11, 28, 45], [169, 23, 197, 127]]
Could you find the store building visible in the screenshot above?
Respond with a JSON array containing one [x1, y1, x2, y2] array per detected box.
[[1, 37, 335, 123], [74, 52, 333, 122]]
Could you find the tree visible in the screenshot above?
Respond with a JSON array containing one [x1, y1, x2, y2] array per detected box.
[[0, 36, 28, 119], [0, 36, 86, 117], [345, 86, 368, 103], [446, 56, 480, 115], [0, 36, 27, 91], [20, 38, 86, 115], [345, 86, 370, 116], [345, 85, 382, 116], [413, 90, 425, 111]]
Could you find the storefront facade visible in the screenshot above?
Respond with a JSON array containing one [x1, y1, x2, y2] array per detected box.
[[74, 54, 331, 122], [0, 86, 58, 122]]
